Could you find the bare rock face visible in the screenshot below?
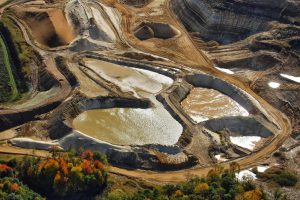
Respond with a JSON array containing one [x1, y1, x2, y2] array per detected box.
[[171, 0, 300, 44], [118, 0, 151, 7]]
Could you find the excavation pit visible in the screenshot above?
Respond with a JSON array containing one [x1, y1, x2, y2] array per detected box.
[[14, 7, 75, 48], [73, 59, 182, 146], [181, 88, 249, 123], [134, 22, 179, 41], [73, 104, 183, 146]]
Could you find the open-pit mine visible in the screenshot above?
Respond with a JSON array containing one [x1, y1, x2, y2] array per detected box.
[[0, 0, 300, 194]]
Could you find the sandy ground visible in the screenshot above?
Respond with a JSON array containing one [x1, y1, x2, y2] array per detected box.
[[13, 6, 74, 47], [0, 0, 8, 5]]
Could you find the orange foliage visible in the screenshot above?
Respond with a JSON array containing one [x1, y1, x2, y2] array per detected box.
[[0, 164, 12, 172], [194, 183, 209, 193], [94, 160, 104, 170], [173, 190, 184, 197], [21, 150, 108, 197], [10, 183, 19, 191], [242, 189, 263, 200], [54, 172, 62, 183], [82, 160, 92, 174], [58, 157, 68, 175], [38, 158, 59, 172]]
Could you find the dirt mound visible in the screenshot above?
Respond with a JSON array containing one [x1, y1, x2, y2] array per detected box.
[[134, 22, 179, 40]]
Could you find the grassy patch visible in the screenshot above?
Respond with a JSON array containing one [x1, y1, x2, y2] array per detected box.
[[257, 167, 298, 187], [0, 34, 19, 102], [0, 12, 35, 102], [0, 153, 25, 163]]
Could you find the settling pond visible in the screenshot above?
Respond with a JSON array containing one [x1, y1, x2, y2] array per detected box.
[[73, 59, 183, 146], [181, 88, 249, 123]]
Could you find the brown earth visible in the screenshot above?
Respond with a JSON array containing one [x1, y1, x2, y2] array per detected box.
[[0, 0, 295, 186], [13, 6, 74, 48]]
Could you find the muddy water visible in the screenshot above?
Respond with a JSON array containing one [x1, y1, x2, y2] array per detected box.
[[181, 88, 249, 123], [73, 60, 182, 145], [73, 97, 183, 146]]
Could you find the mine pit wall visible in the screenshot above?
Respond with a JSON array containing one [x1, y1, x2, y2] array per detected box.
[[81, 53, 178, 79], [48, 95, 151, 140], [0, 101, 61, 132], [215, 53, 281, 70], [0, 68, 61, 131], [55, 56, 78, 87], [186, 74, 258, 115], [171, 0, 268, 44], [203, 117, 273, 138], [59, 131, 196, 170], [156, 80, 198, 148], [46, 95, 196, 170], [37, 67, 60, 91]]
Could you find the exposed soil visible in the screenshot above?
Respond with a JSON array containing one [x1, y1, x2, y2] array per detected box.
[[134, 21, 179, 40], [47, 9, 75, 45], [13, 6, 74, 48], [0, 0, 298, 193]]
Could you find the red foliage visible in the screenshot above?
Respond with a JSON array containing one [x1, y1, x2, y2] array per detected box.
[[10, 183, 19, 191], [81, 150, 94, 160], [94, 160, 104, 170], [0, 164, 12, 172], [20, 150, 108, 197], [82, 159, 92, 174]]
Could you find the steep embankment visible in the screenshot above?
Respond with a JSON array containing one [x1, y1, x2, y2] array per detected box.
[[171, 0, 300, 44], [0, 33, 18, 102]]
